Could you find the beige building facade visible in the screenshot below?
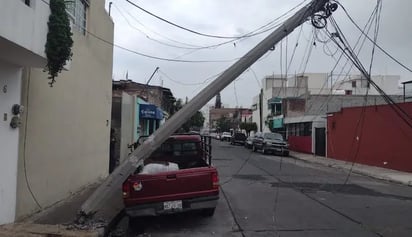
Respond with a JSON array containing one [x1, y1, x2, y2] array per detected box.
[[14, 0, 114, 220]]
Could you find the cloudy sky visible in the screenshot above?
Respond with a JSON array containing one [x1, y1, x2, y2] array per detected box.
[[104, 0, 412, 108]]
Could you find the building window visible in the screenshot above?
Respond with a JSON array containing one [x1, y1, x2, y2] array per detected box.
[[251, 104, 257, 111], [303, 122, 312, 136], [361, 79, 370, 88], [22, 0, 30, 6], [351, 81, 356, 88], [66, 0, 88, 35]]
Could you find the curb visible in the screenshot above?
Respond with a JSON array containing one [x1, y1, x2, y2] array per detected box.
[[288, 153, 412, 186], [0, 223, 100, 237]]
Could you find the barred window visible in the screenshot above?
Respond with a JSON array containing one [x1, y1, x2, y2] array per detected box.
[[66, 0, 88, 35]]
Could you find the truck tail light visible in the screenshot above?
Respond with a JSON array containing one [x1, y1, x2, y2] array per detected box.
[[122, 182, 130, 198], [212, 172, 219, 189]]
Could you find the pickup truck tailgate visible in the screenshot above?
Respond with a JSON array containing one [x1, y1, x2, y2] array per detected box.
[[123, 167, 218, 206]]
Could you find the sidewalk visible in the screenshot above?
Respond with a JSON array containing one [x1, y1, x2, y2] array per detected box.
[[0, 183, 124, 237], [289, 151, 412, 186]]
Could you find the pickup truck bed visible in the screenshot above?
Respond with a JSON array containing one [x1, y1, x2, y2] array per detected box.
[[122, 135, 219, 218]]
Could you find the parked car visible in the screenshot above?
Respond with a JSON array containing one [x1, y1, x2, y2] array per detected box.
[[230, 132, 247, 145], [209, 132, 220, 140], [220, 132, 232, 141], [244, 136, 254, 149], [252, 132, 289, 156]]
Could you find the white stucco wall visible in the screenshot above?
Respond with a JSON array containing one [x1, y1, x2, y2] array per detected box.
[[120, 92, 135, 164], [15, 1, 114, 219], [338, 75, 401, 96], [0, 62, 22, 224], [0, 0, 49, 66]]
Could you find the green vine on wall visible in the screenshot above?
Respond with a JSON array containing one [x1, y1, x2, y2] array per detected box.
[[45, 0, 73, 87]]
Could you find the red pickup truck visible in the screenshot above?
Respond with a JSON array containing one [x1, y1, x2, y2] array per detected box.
[[122, 134, 219, 222]]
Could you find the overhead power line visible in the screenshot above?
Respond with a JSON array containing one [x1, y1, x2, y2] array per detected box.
[[86, 29, 238, 63], [113, 4, 203, 50], [325, 15, 412, 130], [336, 1, 412, 73], [124, 0, 309, 40], [125, 0, 242, 39]]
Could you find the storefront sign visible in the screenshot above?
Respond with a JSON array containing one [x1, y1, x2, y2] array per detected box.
[[140, 104, 157, 119], [140, 104, 164, 120]]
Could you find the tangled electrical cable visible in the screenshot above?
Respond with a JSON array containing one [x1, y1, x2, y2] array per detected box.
[[311, 1, 339, 29]]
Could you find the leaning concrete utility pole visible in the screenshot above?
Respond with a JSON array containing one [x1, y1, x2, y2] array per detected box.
[[80, 0, 332, 217]]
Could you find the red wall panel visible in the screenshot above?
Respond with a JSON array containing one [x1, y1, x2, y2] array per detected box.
[[288, 135, 312, 154], [327, 102, 412, 172]]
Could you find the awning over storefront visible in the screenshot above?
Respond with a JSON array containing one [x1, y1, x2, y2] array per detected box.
[[140, 104, 163, 119], [268, 97, 282, 104], [156, 108, 164, 120], [272, 118, 283, 128]]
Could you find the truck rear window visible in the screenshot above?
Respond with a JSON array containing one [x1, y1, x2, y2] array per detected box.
[[153, 141, 199, 157]]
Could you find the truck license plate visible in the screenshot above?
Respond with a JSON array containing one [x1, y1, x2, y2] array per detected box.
[[163, 200, 183, 210]]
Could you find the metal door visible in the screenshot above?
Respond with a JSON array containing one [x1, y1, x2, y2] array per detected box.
[[315, 127, 326, 156]]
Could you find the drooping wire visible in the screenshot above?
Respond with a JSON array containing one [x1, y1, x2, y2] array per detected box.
[[336, 1, 412, 73], [124, 0, 238, 39], [119, 4, 207, 48], [124, 0, 309, 40], [302, 3, 380, 120], [158, 70, 210, 86], [368, 0, 383, 75], [87, 29, 237, 63], [286, 24, 304, 75], [113, 4, 205, 50], [327, 15, 412, 129], [323, 13, 412, 177]]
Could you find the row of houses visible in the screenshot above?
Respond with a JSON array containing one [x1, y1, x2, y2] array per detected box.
[[202, 72, 411, 171], [250, 73, 412, 172]]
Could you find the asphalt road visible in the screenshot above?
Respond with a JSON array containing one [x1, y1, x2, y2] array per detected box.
[[111, 139, 412, 237]]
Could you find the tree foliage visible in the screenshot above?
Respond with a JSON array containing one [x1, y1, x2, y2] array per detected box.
[[216, 116, 232, 133], [45, 0, 73, 86], [240, 122, 258, 136], [181, 111, 205, 132], [173, 98, 205, 132]]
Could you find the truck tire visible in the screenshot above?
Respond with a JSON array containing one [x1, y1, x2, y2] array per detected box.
[[252, 145, 257, 152], [201, 208, 216, 217]]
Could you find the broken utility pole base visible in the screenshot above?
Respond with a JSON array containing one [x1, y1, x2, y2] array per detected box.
[[79, 0, 332, 219]]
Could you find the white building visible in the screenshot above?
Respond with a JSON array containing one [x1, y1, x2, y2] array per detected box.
[[0, 0, 49, 225], [336, 74, 401, 95], [1, 0, 114, 224]]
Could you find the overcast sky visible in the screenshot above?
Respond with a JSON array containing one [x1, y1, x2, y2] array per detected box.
[[105, 0, 412, 108]]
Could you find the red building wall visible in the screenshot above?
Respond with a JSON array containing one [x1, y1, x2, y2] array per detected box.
[[288, 136, 312, 154], [327, 102, 412, 172]]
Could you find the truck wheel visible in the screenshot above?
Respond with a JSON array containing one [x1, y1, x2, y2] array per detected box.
[[201, 208, 216, 217], [252, 145, 257, 152]]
